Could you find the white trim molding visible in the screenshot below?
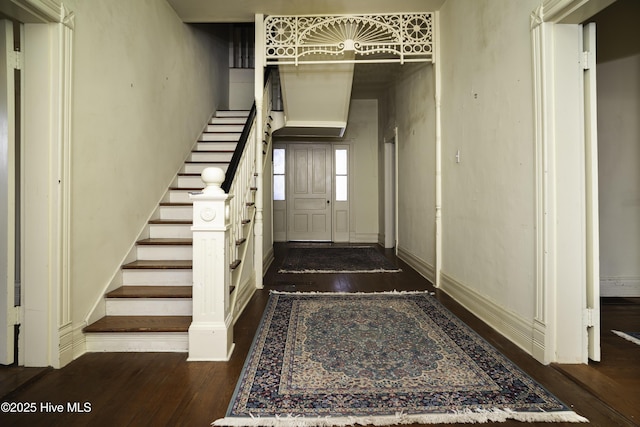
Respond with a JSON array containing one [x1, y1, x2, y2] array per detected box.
[[397, 246, 435, 284], [530, 0, 614, 364], [440, 273, 534, 356], [0, 0, 73, 27]]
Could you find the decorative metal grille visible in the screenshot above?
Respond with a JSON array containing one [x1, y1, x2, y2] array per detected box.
[[264, 13, 434, 65]]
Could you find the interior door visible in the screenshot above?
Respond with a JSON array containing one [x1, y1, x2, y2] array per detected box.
[[583, 22, 601, 362], [287, 144, 332, 241]]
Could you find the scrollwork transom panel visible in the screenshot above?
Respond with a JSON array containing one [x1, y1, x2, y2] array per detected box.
[[264, 13, 434, 65]]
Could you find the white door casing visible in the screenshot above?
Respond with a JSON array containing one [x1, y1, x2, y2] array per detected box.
[[0, 19, 17, 365], [582, 21, 601, 362]]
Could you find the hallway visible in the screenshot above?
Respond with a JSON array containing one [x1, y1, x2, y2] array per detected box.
[[0, 243, 637, 426]]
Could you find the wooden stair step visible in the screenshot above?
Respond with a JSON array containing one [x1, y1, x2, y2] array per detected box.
[[123, 260, 192, 269], [106, 286, 192, 299], [191, 149, 235, 153], [137, 238, 192, 246], [148, 219, 191, 225], [203, 130, 242, 134], [236, 238, 246, 246], [84, 316, 191, 333], [230, 260, 241, 270], [159, 202, 192, 207], [183, 162, 228, 166]]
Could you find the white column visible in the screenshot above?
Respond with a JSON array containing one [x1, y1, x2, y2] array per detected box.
[[188, 168, 235, 361], [254, 14, 265, 289]]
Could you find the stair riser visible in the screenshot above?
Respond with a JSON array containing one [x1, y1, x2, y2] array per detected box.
[[136, 245, 192, 261], [182, 163, 228, 174], [206, 124, 244, 133], [159, 206, 192, 221], [85, 333, 188, 352], [191, 149, 233, 161], [194, 141, 237, 151], [210, 117, 247, 125], [122, 269, 192, 286], [177, 175, 207, 188], [215, 111, 250, 118], [149, 224, 192, 239], [190, 151, 235, 162], [169, 191, 195, 204], [199, 133, 241, 142], [106, 299, 192, 316]]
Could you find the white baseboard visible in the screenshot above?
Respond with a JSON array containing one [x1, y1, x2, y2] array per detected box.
[[58, 322, 74, 368], [396, 246, 435, 284], [600, 276, 640, 297], [349, 232, 379, 243], [263, 245, 275, 273], [440, 272, 534, 357]]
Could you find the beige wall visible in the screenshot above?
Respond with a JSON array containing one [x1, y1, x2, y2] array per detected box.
[[343, 99, 379, 242], [439, 0, 538, 319], [379, 64, 436, 276], [67, 0, 229, 323]]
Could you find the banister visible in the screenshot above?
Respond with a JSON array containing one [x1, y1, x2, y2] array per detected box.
[[221, 67, 274, 193]]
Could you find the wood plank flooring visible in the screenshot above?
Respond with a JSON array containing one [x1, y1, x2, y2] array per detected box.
[[1, 243, 638, 426]]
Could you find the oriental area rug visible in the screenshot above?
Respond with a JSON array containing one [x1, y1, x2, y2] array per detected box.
[[277, 247, 401, 274], [214, 292, 588, 426], [612, 330, 640, 346]]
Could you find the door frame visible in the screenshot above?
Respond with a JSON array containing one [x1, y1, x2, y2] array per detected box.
[[531, 0, 608, 364], [0, 18, 18, 366], [0, 0, 74, 368]]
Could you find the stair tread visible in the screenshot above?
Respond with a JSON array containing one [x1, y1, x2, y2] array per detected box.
[[159, 202, 192, 207], [123, 260, 192, 269], [184, 161, 229, 164], [106, 286, 192, 299], [192, 148, 235, 152], [137, 238, 192, 246], [148, 219, 191, 225], [84, 316, 191, 333]]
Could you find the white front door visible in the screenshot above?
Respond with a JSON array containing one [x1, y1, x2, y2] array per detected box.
[[287, 144, 332, 241]]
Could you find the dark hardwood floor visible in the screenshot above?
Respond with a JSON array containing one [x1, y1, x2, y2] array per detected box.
[[1, 243, 638, 426]]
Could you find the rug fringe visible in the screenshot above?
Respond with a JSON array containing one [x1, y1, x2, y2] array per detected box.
[[213, 408, 588, 426], [612, 330, 640, 346], [269, 290, 435, 296], [277, 268, 402, 274]]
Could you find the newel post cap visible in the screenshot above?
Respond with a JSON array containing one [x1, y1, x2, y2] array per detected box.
[[201, 167, 226, 195]]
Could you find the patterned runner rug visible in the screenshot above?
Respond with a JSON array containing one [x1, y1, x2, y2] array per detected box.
[[278, 247, 401, 273], [214, 292, 587, 426], [612, 330, 640, 346]]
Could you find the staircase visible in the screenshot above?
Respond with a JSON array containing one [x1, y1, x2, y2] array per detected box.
[[84, 110, 251, 352]]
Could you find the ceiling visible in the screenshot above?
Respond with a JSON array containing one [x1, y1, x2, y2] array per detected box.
[[166, 0, 447, 23]]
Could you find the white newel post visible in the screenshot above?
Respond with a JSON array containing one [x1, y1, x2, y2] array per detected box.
[[188, 167, 235, 361]]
